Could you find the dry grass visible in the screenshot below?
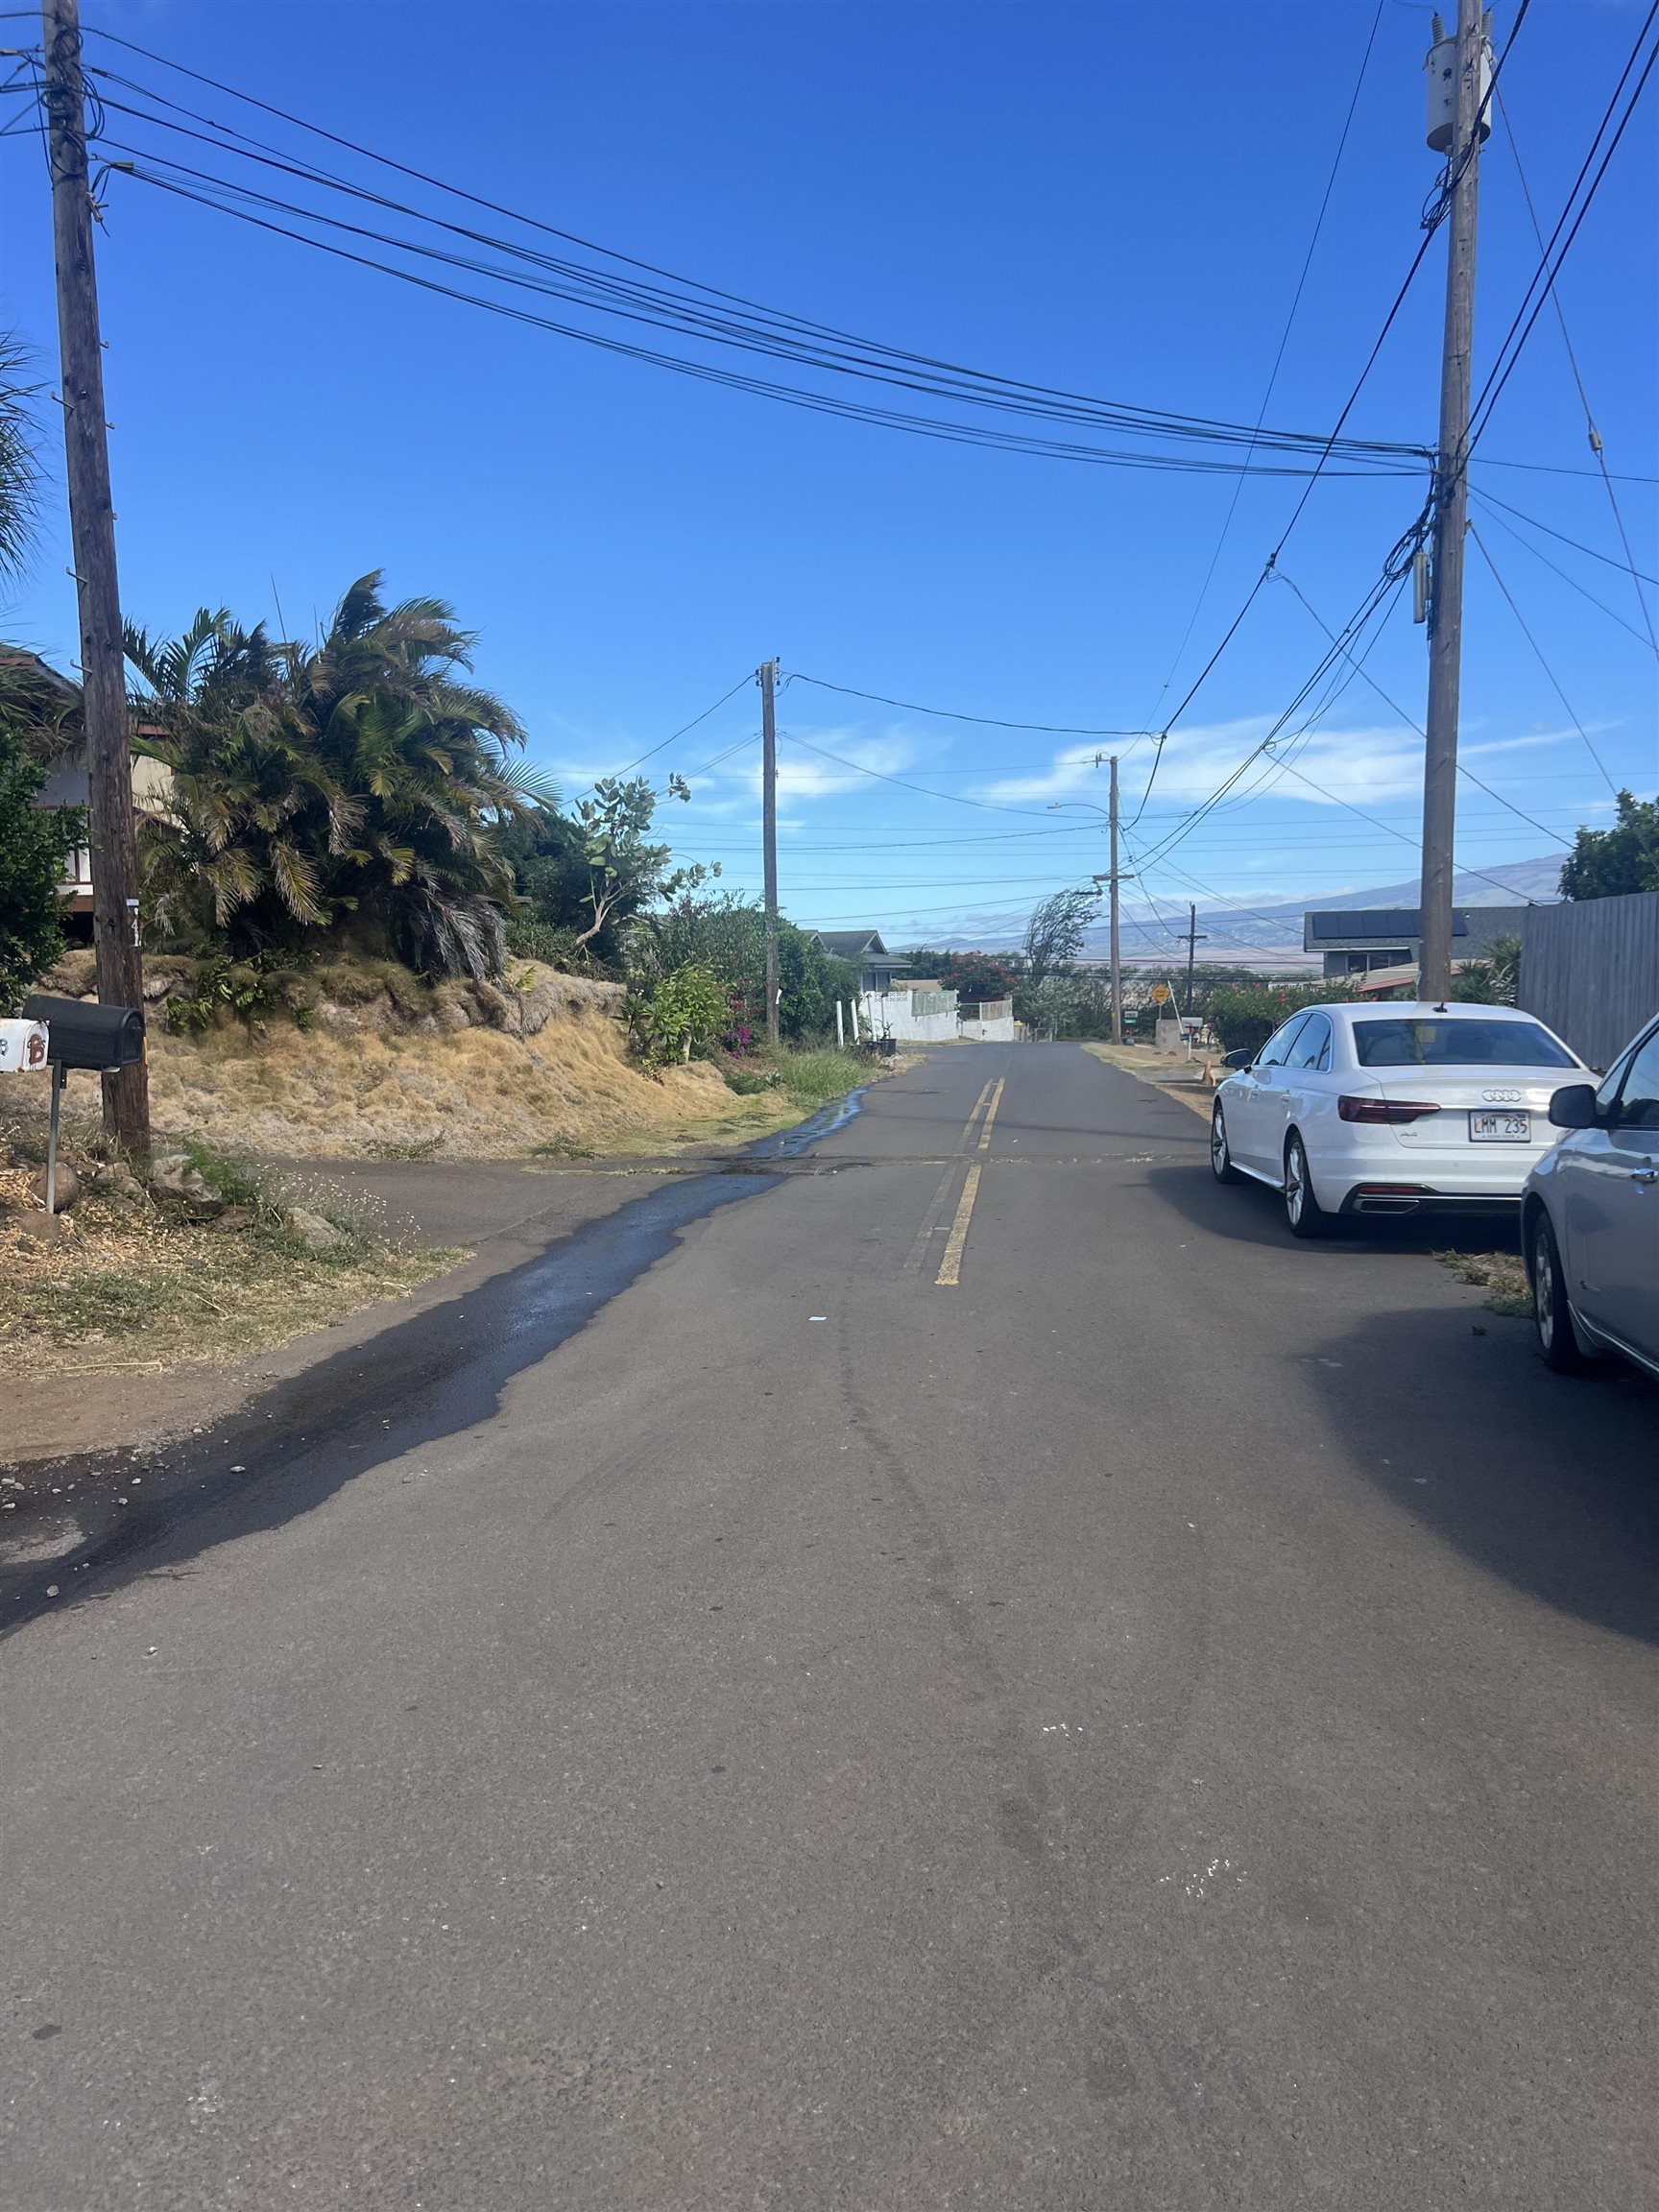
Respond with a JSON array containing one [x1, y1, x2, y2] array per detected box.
[[1437, 1248, 1532, 1318], [0, 1165, 455, 1379], [136, 1002, 784, 1161]]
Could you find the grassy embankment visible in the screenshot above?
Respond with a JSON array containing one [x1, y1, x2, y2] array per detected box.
[[0, 1029, 876, 1377], [0, 1143, 457, 1381]]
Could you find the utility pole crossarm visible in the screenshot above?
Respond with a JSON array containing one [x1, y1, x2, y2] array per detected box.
[[42, 0, 149, 1151]]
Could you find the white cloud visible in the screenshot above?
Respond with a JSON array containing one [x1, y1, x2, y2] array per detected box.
[[679, 721, 926, 817], [974, 714, 1599, 815]]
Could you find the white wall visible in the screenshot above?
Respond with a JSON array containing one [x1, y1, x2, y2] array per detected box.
[[858, 991, 958, 1043]]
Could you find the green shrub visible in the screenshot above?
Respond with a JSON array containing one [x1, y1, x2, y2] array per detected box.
[[631, 960, 731, 1068], [0, 717, 82, 1013], [1208, 978, 1360, 1054]]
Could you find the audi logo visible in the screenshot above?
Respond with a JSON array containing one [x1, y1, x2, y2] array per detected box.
[[1481, 1087, 1523, 1103]]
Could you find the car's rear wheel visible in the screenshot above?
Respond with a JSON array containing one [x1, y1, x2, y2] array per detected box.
[[1283, 1131, 1332, 1239], [1530, 1210, 1588, 1374], [1211, 1102, 1241, 1184]]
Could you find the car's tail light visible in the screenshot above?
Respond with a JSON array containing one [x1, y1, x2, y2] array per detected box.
[[1337, 1095, 1443, 1123]]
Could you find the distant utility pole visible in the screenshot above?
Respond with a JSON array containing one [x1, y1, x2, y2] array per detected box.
[[1108, 755, 1123, 1046], [758, 658, 781, 1046], [1419, 0, 1488, 1004], [42, 0, 149, 1153], [1184, 902, 1207, 1016]]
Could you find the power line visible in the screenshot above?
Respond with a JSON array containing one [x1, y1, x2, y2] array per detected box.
[[74, 54, 1431, 480], [1463, 0, 1659, 469], [1470, 493, 1659, 654], [1140, 0, 1386, 733], [1469, 488, 1658, 591], [1468, 525, 1621, 796], [1131, 538, 1423, 871], [777, 731, 1055, 818], [782, 672, 1145, 737], [565, 673, 757, 803], [1123, 104, 1470, 826], [1472, 454, 1658, 485], [1264, 754, 1541, 900], [1495, 82, 1659, 655], [1275, 570, 1573, 848]]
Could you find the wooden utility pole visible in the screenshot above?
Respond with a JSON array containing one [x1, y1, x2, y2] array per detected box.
[[1184, 902, 1207, 1017], [758, 659, 780, 1046], [42, 0, 148, 1151], [1108, 754, 1122, 1046], [1419, 0, 1486, 1004]]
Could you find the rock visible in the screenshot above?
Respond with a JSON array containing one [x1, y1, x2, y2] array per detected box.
[[282, 1206, 347, 1254], [90, 1164, 150, 1208], [212, 1205, 257, 1233], [39, 948, 97, 997], [146, 1153, 225, 1215], [6, 1209, 68, 1245], [32, 1161, 82, 1212]]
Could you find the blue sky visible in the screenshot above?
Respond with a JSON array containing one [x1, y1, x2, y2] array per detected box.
[[1, 0, 1654, 955]]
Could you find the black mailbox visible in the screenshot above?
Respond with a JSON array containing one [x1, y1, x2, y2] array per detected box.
[[21, 994, 146, 1071]]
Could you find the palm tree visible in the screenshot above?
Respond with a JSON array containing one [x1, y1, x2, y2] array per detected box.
[[129, 576, 555, 976], [0, 334, 39, 586]]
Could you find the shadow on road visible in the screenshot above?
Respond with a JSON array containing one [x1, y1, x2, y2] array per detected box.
[[1145, 1160, 1526, 1260], [1310, 1305, 1659, 1645], [1143, 1159, 1654, 1640]]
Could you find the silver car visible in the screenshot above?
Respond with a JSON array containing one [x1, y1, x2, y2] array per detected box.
[[1524, 1013, 1659, 1379]]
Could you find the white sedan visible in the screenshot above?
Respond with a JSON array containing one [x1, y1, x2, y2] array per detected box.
[[1209, 1000, 1588, 1238]]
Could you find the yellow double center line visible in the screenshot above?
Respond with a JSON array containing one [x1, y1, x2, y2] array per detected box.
[[934, 1074, 1004, 1286]]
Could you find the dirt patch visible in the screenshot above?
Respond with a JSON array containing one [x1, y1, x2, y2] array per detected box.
[[1083, 1041, 1216, 1118]]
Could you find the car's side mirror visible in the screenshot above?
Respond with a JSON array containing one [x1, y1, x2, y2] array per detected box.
[[1222, 1047, 1255, 1070], [1548, 1083, 1600, 1130]]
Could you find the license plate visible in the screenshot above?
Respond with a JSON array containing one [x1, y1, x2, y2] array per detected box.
[[1469, 1110, 1530, 1142]]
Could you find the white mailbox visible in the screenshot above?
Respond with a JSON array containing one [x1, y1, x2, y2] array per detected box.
[[0, 1018, 51, 1075]]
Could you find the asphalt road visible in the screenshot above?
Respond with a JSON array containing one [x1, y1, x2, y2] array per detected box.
[[4, 1046, 1655, 2210]]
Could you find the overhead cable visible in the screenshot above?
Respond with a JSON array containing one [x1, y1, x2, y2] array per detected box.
[[1276, 570, 1573, 848], [1462, 0, 1659, 470], [1468, 526, 1621, 796], [783, 672, 1145, 737], [1495, 82, 1659, 654], [1469, 493, 1659, 654]]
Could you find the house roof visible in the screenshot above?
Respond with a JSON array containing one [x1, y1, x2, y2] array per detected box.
[[0, 647, 80, 703], [813, 929, 893, 961]]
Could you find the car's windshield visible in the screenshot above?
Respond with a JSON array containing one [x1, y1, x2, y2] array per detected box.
[[1352, 1019, 1576, 1070]]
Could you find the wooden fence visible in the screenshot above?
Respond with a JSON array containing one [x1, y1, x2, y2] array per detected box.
[[1520, 892, 1659, 1068]]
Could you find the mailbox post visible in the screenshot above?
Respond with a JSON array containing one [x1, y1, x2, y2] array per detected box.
[[20, 995, 146, 1214]]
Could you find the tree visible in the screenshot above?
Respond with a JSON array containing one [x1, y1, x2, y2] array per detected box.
[[902, 948, 1021, 1003], [565, 774, 717, 956], [1452, 933, 1521, 1006], [0, 334, 39, 585], [0, 715, 80, 1012], [1558, 792, 1659, 901], [1022, 888, 1097, 993], [627, 890, 855, 1043], [1026, 971, 1113, 1041], [130, 575, 551, 978]]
